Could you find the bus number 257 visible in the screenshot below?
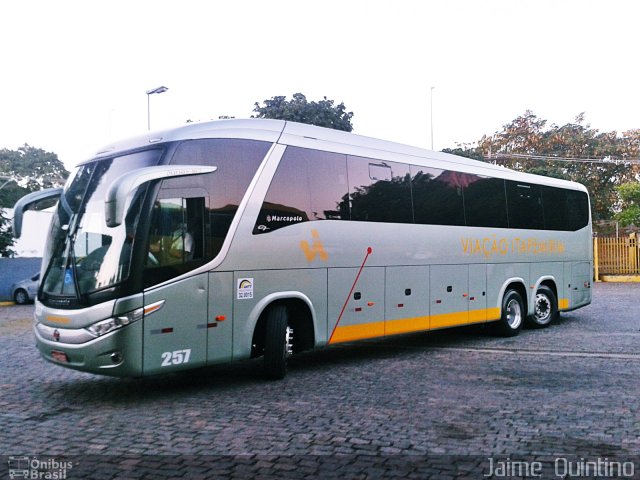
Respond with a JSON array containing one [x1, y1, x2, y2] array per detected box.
[[161, 349, 191, 367]]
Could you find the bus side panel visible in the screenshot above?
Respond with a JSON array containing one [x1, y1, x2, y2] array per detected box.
[[384, 266, 430, 336], [232, 269, 328, 359], [569, 261, 592, 310], [468, 264, 487, 323], [486, 263, 530, 316], [208, 271, 234, 365], [142, 273, 208, 375], [430, 265, 469, 329], [328, 267, 385, 343]]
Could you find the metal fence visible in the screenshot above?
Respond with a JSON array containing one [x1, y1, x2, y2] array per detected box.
[[594, 233, 639, 278]]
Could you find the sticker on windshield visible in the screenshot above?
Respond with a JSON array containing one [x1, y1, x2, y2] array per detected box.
[[237, 278, 254, 300]]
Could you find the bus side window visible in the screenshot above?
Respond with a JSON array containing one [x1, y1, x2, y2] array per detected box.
[[147, 197, 205, 267]]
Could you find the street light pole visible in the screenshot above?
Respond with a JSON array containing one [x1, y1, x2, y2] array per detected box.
[[146, 86, 169, 130], [430, 86, 435, 150]]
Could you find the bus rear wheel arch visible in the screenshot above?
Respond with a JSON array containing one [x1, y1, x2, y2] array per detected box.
[[526, 284, 558, 328]]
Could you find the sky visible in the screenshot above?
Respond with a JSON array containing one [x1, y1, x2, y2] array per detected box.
[[1, 0, 639, 172]]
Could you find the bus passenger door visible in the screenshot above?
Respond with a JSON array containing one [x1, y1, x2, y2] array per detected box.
[[207, 272, 233, 364], [142, 274, 208, 375], [468, 264, 487, 323], [430, 265, 469, 329]]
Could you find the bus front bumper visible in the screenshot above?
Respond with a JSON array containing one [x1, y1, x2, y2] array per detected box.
[[34, 321, 144, 377]]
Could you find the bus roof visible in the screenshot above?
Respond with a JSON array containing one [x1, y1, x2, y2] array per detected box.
[[90, 118, 587, 193]]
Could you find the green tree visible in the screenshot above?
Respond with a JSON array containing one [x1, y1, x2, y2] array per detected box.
[[0, 144, 69, 256], [614, 182, 640, 226], [253, 93, 354, 132], [441, 147, 484, 161], [0, 208, 14, 257], [476, 111, 640, 220], [0, 144, 69, 207]]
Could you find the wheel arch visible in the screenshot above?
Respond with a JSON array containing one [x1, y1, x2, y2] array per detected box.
[[249, 291, 317, 358], [532, 276, 558, 314], [496, 278, 528, 314]]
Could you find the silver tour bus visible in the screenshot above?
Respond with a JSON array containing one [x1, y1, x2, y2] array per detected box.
[[14, 119, 592, 379]]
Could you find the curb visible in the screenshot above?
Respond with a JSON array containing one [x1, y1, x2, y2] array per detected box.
[[0, 301, 16, 307]]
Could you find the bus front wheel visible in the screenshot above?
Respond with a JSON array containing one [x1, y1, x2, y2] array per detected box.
[[263, 305, 294, 380], [494, 289, 524, 337]]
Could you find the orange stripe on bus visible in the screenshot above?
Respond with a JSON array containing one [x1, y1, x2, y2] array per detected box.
[[329, 307, 504, 344], [559, 298, 569, 309], [46, 316, 71, 324]]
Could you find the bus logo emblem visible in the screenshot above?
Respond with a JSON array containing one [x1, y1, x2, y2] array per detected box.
[[300, 229, 328, 262], [237, 278, 254, 300]]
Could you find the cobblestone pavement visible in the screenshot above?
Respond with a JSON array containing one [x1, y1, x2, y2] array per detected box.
[[1, 283, 639, 479]]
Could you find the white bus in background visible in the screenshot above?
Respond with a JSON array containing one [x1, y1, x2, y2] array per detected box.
[[14, 119, 592, 379]]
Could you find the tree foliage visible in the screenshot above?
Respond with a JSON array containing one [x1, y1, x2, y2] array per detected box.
[[614, 182, 640, 226], [468, 111, 640, 220], [0, 144, 69, 256], [253, 93, 354, 132], [0, 209, 14, 257], [0, 144, 69, 208]]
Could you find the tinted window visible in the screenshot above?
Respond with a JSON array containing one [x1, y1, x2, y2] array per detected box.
[[542, 186, 568, 231], [567, 189, 590, 231], [464, 175, 508, 228], [254, 147, 348, 234], [348, 156, 413, 223], [506, 181, 544, 229], [412, 166, 465, 226], [170, 138, 270, 252]]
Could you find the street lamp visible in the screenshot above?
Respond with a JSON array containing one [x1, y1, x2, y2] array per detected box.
[[429, 86, 435, 150], [146, 86, 168, 130]]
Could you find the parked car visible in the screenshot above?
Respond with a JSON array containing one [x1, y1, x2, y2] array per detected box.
[[11, 273, 39, 305]]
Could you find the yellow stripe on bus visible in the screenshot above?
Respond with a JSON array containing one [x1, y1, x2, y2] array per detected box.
[[46, 316, 71, 325], [559, 298, 569, 310], [329, 307, 503, 344], [329, 321, 385, 343]]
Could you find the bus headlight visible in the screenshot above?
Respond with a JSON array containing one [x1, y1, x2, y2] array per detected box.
[[86, 307, 143, 337]]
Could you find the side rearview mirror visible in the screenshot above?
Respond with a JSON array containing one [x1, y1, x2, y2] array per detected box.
[[12, 188, 63, 238], [104, 165, 217, 228]]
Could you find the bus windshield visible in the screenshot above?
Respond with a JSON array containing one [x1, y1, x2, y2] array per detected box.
[[41, 149, 163, 303]]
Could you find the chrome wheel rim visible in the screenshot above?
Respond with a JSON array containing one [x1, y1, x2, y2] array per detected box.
[[506, 298, 522, 329], [535, 293, 552, 324], [285, 326, 294, 357]]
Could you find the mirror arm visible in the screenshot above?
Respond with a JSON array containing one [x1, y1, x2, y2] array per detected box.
[[12, 188, 63, 238], [105, 165, 216, 227]]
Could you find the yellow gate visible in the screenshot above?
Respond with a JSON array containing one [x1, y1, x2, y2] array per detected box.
[[594, 233, 640, 280]]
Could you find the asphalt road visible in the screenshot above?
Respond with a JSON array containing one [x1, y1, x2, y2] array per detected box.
[[1, 282, 639, 479]]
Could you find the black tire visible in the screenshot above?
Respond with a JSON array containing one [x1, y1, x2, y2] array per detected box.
[[493, 289, 524, 337], [14, 289, 29, 305], [526, 285, 558, 329], [263, 305, 293, 380]]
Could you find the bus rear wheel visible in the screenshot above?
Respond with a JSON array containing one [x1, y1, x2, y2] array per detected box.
[[263, 305, 294, 380], [526, 285, 558, 328], [494, 289, 524, 337]]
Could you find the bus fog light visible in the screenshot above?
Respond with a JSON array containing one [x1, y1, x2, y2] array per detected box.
[[111, 352, 123, 364]]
